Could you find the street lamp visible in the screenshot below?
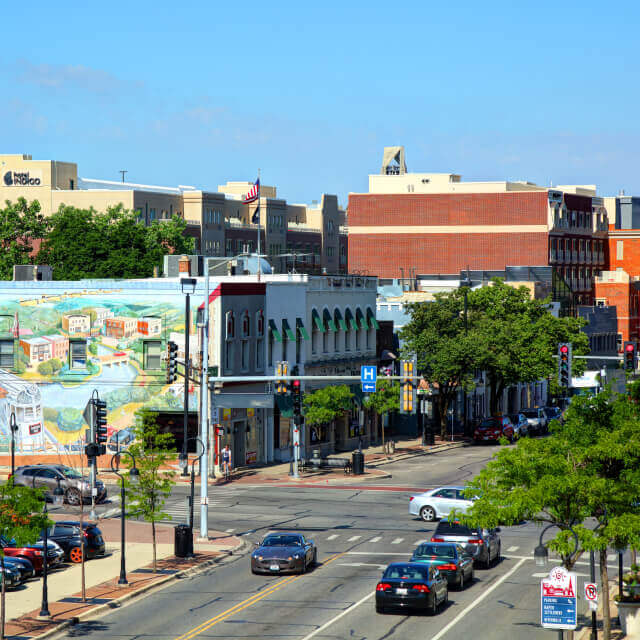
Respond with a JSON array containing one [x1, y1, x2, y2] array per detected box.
[[38, 478, 64, 620], [179, 437, 204, 544], [459, 272, 472, 436], [9, 412, 17, 477], [181, 277, 197, 477], [110, 452, 139, 585], [534, 523, 579, 567]]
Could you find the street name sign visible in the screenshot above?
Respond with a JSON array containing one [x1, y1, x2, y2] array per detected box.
[[361, 365, 377, 393], [541, 566, 578, 630]]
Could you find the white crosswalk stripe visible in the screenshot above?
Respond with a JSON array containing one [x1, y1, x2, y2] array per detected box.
[[348, 536, 361, 542], [327, 534, 339, 541], [370, 536, 382, 543], [414, 540, 427, 545], [391, 538, 404, 544], [507, 546, 520, 552], [225, 528, 236, 533]]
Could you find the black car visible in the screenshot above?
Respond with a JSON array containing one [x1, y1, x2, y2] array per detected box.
[[250, 533, 317, 574], [2, 556, 35, 581], [376, 562, 448, 615], [410, 542, 474, 589], [41, 522, 105, 563]]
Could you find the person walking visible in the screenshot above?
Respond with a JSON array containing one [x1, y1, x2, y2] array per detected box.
[[222, 444, 232, 481]]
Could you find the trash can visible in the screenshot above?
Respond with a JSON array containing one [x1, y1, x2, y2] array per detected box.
[[352, 451, 365, 475], [175, 524, 193, 558]]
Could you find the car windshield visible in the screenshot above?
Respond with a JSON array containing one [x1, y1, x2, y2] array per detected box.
[[522, 410, 538, 418], [60, 468, 82, 479], [545, 408, 560, 417], [262, 535, 302, 547], [384, 565, 429, 580], [414, 544, 456, 558], [479, 419, 498, 428], [435, 522, 480, 537]]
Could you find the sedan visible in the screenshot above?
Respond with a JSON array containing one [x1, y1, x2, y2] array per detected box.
[[251, 533, 317, 575], [474, 417, 515, 443], [431, 520, 501, 569], [376, 562, 448, 615], [409, 486, 475, 522], [0, 565, 21, 590], [507, 413, 529, 438], [3, 556, 35, 582], [410, 542, 474, 590]]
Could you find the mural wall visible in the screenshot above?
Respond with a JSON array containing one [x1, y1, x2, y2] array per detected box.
[[0, 285, 200, 458]]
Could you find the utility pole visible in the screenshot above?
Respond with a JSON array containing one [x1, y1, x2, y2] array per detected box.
[[199, 260, 210, 540], [119, 170, 127, 183]]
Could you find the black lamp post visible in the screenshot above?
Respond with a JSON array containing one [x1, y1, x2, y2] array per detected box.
[[179, 436, 204, 556], [9, 412, 17, 477], [38, 479, 64, 620], [459, 272, 471, 436], [181, 277, 197, 476], [110, 451, 139, 585]]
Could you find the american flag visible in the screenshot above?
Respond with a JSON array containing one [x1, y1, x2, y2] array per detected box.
[[243, 178, 260, 204]]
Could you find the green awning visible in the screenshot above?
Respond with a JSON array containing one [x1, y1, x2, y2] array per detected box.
[[345, 308, 358, 331], [356, 308, 368, 330], [282, 319, 295, 341], [323, 309, 337, 332], [334, 309, 347, 331], [296, 318, 310, 340], [367, 307, 380, 330], [268, 319, 282, 342], [312, 309, 325, 332]]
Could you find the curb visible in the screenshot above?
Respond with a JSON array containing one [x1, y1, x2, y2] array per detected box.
[[365, 441, 469, 467], [25, 538, 250, 640]]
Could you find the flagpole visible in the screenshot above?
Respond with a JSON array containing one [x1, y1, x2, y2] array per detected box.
[[257, 168, 261, 282]]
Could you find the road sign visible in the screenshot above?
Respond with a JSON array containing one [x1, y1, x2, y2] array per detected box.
[[585, 582, 598, 611], [83, 399, 95, 428], [361, 365, 377, 393], [541, 566, 577, 630], [211, 407, 220, 424]]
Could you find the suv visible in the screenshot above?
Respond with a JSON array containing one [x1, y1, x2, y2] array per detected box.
[[0, 536, 64, 573], [473, 417, 515, 444], [11, 464, 107, 506], [430, 520, 501, 568], [521, 408, 548, 436], [41, 521, 105, 563]]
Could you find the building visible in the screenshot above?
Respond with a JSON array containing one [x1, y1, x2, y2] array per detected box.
[[105, 317, 138, 339], [0, 154, 348, 275], [348, 147, 608, 308], [43, 335, 69, 361], [138, 317, 162, 337], [61, 314, 90, 336], [19, 337, 52, 366], [92, 307, 114, 328]]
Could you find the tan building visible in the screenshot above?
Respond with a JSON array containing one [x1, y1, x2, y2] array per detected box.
[[62, 314, 90, 336], [105, 317, 138, 339]]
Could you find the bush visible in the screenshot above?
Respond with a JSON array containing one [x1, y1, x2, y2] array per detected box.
[[37, 361, 53, 376]]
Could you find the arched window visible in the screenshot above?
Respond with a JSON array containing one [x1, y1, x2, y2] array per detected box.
[[226, 311, 235, 339], [242, 310, 250, 337], [256, 310, 264, 337]]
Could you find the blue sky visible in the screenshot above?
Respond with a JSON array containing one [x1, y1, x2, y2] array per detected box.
[[2, 0, 639, 205]]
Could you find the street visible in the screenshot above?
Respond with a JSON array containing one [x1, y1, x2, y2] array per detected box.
[[57, 446, 621, 639]]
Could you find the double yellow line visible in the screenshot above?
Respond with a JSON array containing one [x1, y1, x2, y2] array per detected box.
[[175, 552, 346, 640]]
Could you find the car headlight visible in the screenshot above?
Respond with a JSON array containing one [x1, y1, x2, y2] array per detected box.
[[287, 556, 293, 561], [257, 556, 263, 561], [294, 554, 300, 560]]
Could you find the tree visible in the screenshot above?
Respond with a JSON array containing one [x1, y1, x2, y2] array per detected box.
[[363, 382, 400, 453], [0, 481, 50, 639], [303, 385, 354, 427], [124, 410, 176, 573], [37, 360, 53, 376], [0, 198, 47, 280]]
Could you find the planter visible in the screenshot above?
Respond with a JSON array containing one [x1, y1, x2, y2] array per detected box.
[[618, 600, 640, 638]]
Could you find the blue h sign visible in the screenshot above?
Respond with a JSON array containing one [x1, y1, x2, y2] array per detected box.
[[361, 365, 377, 393]]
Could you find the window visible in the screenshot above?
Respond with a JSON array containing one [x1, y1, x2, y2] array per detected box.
[[69, 340, 87, 370], [256, 338, 264, 370], [226, 312, 235, 339], [0, 339, 14, 368], [322, 330, 328, 353], [312, 326, 318, 354], [242, 311, 250, 338], [617, 241, 624, 260], [143, 340, 162, 370], [225, 341, 234, 371], [355, 328, 361, 351], [241, 340, 249, 370], [256, 311, 264, 337], [268, 329, 274, 367], [226, 239, 233, 255]]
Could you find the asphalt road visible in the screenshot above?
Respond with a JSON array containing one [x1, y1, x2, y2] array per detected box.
[[57, 445, 624, 639]]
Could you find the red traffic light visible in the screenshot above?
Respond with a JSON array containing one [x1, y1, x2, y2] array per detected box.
[[560, 345, 569, 354], [292, 380, 301, 388], [626, 343, 635, 352]]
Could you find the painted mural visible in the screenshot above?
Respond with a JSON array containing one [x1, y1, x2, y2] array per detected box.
[[0, 288, 200, 457]]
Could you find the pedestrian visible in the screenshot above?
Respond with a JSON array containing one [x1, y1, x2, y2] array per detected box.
[[222, 444, 232, 481]]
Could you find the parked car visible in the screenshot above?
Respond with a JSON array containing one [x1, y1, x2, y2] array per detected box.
[[11, 464, 107, 505], [250, 533, 317, 574], [409, 486, 475, 522], [473, 417, 515, 444], [507, 413, 529, 438], [375, 562, 448, 615], [410, 542, 474, 589], [3, 556, 35, 581], [431, 520, 501, 569], [107, 427, 135, 453], [0, 564, 22, 589], [521, 408, 548, 435], [40, 521, 105, 563], [0, 536, 64, 573], [543, 406, 563, 427]]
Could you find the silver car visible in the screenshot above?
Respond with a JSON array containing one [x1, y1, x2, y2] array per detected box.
[[409, 487, 475, 522], [431, 520, 501, 568], [520, 408, 548, 436]]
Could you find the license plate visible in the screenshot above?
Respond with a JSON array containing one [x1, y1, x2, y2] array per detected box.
[[396, 588, 408, 595], [269, 564, 279, 571]]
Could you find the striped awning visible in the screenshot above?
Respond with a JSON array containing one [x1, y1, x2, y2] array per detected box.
[[345, 308, 358, 331], [268, 319, 282, 342], [356, 308, 368, 330], [323, 309, 337, 332], [334, 309, 347, 331], [367, 307, 380, 330], [312, 309, 325, 332], [296, 318, 310, 340], [282, 319, 295, 341]]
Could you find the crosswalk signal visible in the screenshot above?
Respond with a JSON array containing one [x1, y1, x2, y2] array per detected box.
[[276, 361, 289, 395], [292, 379, 302, 425], [558, 343, 572, 388], [95, 399, 108, 455], [624, 341, 636, 372], [400, 359, 416, 414], [166, 341, 178, 383]]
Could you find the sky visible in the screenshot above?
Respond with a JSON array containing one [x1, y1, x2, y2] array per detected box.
[[2, 0, 640, 206]]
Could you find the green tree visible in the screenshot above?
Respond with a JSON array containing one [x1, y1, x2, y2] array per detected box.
[[0, 481, 50, 639], [49, 357, 63, 373], [125, 410, 176, 573], [0, 198, 47, 280], [87, 342, 98, 355], [363, 382, 400, 453], [303, 385, 354, 427], [37, 360, 53, 376]]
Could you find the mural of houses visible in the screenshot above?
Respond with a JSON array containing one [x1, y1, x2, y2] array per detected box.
[[105, 317, 138, 339], [62, 313, 90, 336], [19, 337, 52, 366], [92, 307, 114, 328], [43, 335, 69, 361], [138, 317, 162, 337]]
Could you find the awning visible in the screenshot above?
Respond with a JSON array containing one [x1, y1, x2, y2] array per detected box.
[[268, 319, 282, 342], [367, 307, 380, 330], [323, 309, 337, 332], [334, 309, 347, 331], [312, 309, 325, 332], [282, 319, 295, 341], [356, 308, 368, 330], [296, 318, 309, 340], [345, 308, 358, 331]]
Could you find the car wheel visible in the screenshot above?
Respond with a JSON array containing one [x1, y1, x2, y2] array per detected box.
[[443, 588, 449, 606], [429, 593, 437, 615], [458, 572, 464, 590], [494, 544, 501, 565], [376, 604, 385, 614], [468, 569, 474, 585], [65, 488, 82, 506], [300, 559, 306, 574], [69, 547, 83, 564], [312, 549, 317, 566], [420, 506, 436, 522]]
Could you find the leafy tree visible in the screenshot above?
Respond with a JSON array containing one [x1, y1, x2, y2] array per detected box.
[[0, 198, 47, 280], [37, 360, 53, 376], [125, 410, 176, 572], [0, 481, 50, 639], [88, 342, 98, 355], [49, 357, 63, 373], [303, 385, 354, 427], [363, 382, 400, 452]]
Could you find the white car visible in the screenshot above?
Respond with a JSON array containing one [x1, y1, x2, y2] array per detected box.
[[409, 486, 475, 522]]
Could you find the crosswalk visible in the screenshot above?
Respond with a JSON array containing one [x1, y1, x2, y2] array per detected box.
[[157, 495, 228, 524]]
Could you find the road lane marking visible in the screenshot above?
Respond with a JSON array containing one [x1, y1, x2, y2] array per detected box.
[[370, 536, 382, 543], [414, 540, 427, 545], [507, 546, 519, 552], [429, 558, 528, 640], [348, 536, 361, 542], [327, 534, 339, 540], [225, 528, 235, 533], [391, 538, 404, 544], [174, 551, 347, 640], [299, 591, 375, 640]]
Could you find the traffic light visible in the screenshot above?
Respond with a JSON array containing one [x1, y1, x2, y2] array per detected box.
[[558, 343, 572, 388], [292, 379, 302, 425], [624, 341, 637, 372], [276, 361, 289, 395], [166, 341, 178, 383], [400, 359, 416, 414], [95, 399, 107, 455]]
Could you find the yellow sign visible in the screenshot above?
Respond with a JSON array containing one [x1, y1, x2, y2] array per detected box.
[[222, 408, 231, 421], [247, 408, 255, 418]]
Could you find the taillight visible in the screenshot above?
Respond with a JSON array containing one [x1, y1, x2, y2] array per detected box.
[[409, 496, 414, 502], [83, 531, 89, 537], [437, 564, 457, 571], [430, 537, 444, 542], [412, 584, 430, 593], [468, 539, 484, 544], [376, 583, 391, 592]]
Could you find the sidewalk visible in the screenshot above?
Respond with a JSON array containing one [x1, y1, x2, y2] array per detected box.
[[3, 519, 244, 639]]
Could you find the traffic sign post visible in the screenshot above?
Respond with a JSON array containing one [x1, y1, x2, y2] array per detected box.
[[541, 566, 578, 631], [361, 365, 377, 393], [584, 582, 598, 612]]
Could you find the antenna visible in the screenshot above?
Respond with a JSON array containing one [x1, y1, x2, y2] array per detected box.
[[119, 170, 127, 183]]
